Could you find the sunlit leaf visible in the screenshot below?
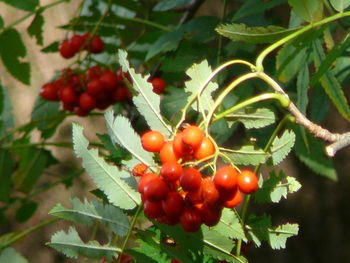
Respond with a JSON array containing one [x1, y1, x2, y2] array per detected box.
[[270, 130, 295, 165]]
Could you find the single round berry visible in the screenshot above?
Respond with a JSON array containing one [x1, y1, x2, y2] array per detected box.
[[138, 173, 157, 194], [173, 132, 192, 158], [59, 39, 75, 58], [182, 125, 204, 150], [150, 77, 166, 94], [180, 207, 202, 232], [222, 189, 242, 208], [40, 83, 59, 101], [100, 70, 118, 91], [132, 163, 148, 177], [79, 92, 96, 111], [143, 177, 169, 202], [161, 191, 185, 217], [60, 86, 77, 104], [74, 106, 90, 117], [143, 199, 164, 219], [237, 169, 258, 194], [194, 137, 215, 160], [201, 177, 219, 206], [141, 130, 165, 152], [214, 165, 239, 191], [88, 36, 104, 53], [160, 161, 183, 182], [180, 167, 202, 192], [70, 34, 85, 53], [113, 85, 131, 102], [87, 78, 104, 96], [160, 141, 179, 164], [199, 204, 222, 227]]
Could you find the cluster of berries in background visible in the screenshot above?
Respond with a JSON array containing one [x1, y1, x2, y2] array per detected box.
[[59, 33, 104, 58], [134, 125, 259, 232]]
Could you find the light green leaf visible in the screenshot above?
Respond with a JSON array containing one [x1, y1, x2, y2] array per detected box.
[[227, 108, 276, 129], [213, 209, 246, 241], [105, 111, 156, 167], [153, 0, 192, 11], [185, 60, 218, 113], [288, 0, 322, 22], [329, 0, 350, 12], [312, 39, 350, 121], [270, 130, 296, 165], [268, 223, 299, 249], [50, 198, 129, 236], [0, 248, 28, 263], [118, 50, 172, 136], [216, 23, 299, 44], [27, 12, 44, 45], [0, 0, 38, 12], [0, 29, 30, 85], [72, 124, 140, 210], [222, 145, 269, 165], [48, 227, 120, 260]]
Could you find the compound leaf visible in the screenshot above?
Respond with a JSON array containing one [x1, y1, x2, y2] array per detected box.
[[27, 12, 44, 45], [329, 0, 350, 12], [270, 130, 296, 165], [227, 108, 276, 129], [222, 145, 269, 166]]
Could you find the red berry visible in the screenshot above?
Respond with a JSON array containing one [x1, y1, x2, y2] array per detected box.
[[132, 163, 148, 177], [143, 200, 164, 219], [173, 132, 192, 158], [79, 92, 96, 110], [87, 78, 104, 96], [138, 173, 157, 194], [70, 34, 85, 53], [112, 85, 131, 102], [74, 106, 90, 117], [59, 39, 75, 58], [222, 189, 242, 208], [199, 204, 222, 227], [201, 177, 219, 206], [143, 177, 169, 202], [88, 35, 104, 53], [182, 125, 204, 150], [150, 77, 166, 94], [160, 142, 179, 164], [160, 161, 183, 182], [141, 130, 165, 152], [86, 66, 102, 80], [180, 207, 202, 232], [100, 70, 118, 91], [60, 86, 77, 104], [180, 168, 202, 192], [40, 83, 59, 101], [161, 191, 185, 217], [214, 166, 239, 191], [237, 169, 258, 194], [194, 137, 215, 160]]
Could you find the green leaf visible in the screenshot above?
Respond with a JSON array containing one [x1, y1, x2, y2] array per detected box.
[[118, 50, 172, 136], [41, 41, 59, 53], [270, 130, 296, 165], [226, 108, 276, 129], [153, 0, 192, 11], [311, 33, 350, 86], [48, 226, 120, 260], [212, 209, 246, 241], [49, 198, 129, 236], [97, 133, 130, 165], [312, 39, 350, 121], [160, 87, 188, 121], [0, 150, 13, 202], [145, 29, 185, 61], [27, 12, 44, 45], [0, 29, 30, 85], [268, 223, 299, 249], [105, 111, 156, 167], [0, 16, 4, 28], [185, 60, 218, 113], [0, 0, 39, 12], [329, 0, 350, 12], [15, 201, 38, 222], [31, 97, 64, 139], [0, 84, 14, 140], [288, 0, 322, 22], [215, 23, 299, 44], [296, 63, 310, 113], [232, 0, 287, 21], [294, 126, 337, 180], [254, 170, 301, 203], [222, 145, 269, 166], [0, 248, 28, 263], [73, 124, 140, 210]]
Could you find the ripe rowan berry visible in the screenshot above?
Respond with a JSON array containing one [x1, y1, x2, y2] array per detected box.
[[143, 177, 169, 202], [237, 169, 258, 194], [150, 77, 166, 94], [141, 130, 165, 152], [182, 125, 204, 150], [180, 207, 202, 232], [194, 137, 215, 160], [132, 163, 148, 177], [180, 167, 202, 192], [160, 141, 179, 164], [214, 165, 239, 191], [160, 161, 183, 182]]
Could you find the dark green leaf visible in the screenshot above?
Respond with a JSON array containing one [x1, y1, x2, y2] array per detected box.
[[312, 39, 350, 121], [153, 0, 192, 11], [216, 23, 299, 44], [0, 16, 4, 28], [109, 0, 140, 11], [0, 84, 14, 140], [0, 0, 39, 12], [0, 150, 13, 202], [97, 133, 130, 165], [0, 248, 28, 263], [296, 63, 310, 114], [183, 16, 219, 43], [27, 12, 44, 45], [329, 0, 350, 12], [15, 201, 38, 222], [288, 0, 322, 22], [161, 87, 188, 122], [41, 41, 59, 53], [0, 29, 30, 85]]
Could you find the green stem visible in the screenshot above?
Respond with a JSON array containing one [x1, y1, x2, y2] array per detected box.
[[0, 0, 68, 34], [0, 141, 103, 150], [118, 204, 143, 262], [255, 10, 350, 71], [216, 0, 227, 67], [213, 93, 290, 123], [116, 16, 171, 32], [1, 218, 60, 249]]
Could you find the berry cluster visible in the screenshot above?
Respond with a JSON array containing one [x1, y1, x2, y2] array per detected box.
[[59, 33, 104, 59], [40, 67, 132, 116], [134, 125, 259, 232]]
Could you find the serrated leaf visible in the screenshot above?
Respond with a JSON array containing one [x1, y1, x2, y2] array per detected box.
[[0, 248, 28, 263], [0, 0, 39, 12], [216, 23, 299, 44], [330, 0, 350, 12], [27, 12, 44, 45], [227, 108, 276, 129], [312, 39, 350, 121], [270, 130, 295, 165], [73, 124, 140, 210], [40, 41, 59, 53], [105, 111, 156, 167], [48, 227, 120, 260], [296, 63, 310, 114], [118, 50, 172, 136], [0, 29, 30, 85], [212, 209, 246, 241], [50, 198, 129, 236], [185, 60, 218, 114], [222, 145, 269, 165], [254, 171, 301, 203], [288, 0, 321, 22], [268, 223, 299, 249], [153, 0, 192, 11]]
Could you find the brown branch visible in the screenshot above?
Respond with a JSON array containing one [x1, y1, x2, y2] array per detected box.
[[256, 72, 350, 157]]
